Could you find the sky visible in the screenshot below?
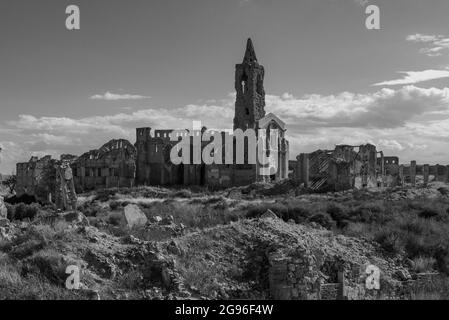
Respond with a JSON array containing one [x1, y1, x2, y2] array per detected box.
[[1, 0, 449, 173]]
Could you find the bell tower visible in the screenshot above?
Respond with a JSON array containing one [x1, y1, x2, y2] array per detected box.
[[233, 38, 266, 131]]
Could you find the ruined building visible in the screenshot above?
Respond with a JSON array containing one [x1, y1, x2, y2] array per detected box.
[[295, 144, 397, 192], [54, 162, 77, 210], [400, 162, 449, 186], [135, 38, 290, 187], [71, 139, 136, 192], [15, 39, 290, 197], [16, 139, 136, 202], [16, 155, 56, 202]]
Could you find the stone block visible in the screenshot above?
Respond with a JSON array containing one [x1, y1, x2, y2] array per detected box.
[[124, 204, 148, 228]]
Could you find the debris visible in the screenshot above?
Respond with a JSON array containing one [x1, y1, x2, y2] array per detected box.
[[260, 209, 278, 220]]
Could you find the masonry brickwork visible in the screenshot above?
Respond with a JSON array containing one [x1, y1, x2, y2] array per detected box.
[[14, 39, 290, 199], [135, 38, 289, 188]]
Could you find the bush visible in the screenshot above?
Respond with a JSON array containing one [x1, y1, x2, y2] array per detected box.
[[308, 213, 334, 229], [286, 205, 312, 223], [172, 189, 192, 199], [22, 250, 68, 286], [108, 212, 124, 226], [413, 256, 436, 273], [6, 203, 40, 221], [327, 203, 349, 228], [418, 207, 441, 219], [94, 189, 117, 202], [374, 228, 400, 255], [109, 201, 121, 211]]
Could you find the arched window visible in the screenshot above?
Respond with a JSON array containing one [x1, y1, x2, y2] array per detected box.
[[241, 73, 248, 94]]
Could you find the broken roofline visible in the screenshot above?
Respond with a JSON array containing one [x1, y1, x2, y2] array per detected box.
[[168, 127, 281, 174]]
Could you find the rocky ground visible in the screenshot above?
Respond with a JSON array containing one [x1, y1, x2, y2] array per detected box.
[[1, 181, 449, 300]]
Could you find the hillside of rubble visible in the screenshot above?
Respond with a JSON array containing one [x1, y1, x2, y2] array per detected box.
[[2, 181, 449, 299]]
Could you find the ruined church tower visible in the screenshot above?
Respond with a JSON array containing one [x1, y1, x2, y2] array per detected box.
[[234, 38, 266, 131]]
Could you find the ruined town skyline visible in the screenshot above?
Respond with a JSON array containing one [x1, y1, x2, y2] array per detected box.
[[2, 0, 449, 174]]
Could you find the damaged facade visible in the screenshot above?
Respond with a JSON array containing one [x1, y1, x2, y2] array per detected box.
[[135, 38, 289, 188], [16, 155, 56, 202], [294, 144, 399, 192], [294, 144, 449, 192], [71, 139, 136, 192], [400, 162, 449, 186], [14, 39, 289, 198], [15, 139, 137, 202]]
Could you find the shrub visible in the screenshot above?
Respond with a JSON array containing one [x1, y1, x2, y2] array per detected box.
[[404, 235, 436, 259], [413, 256, 436, 273], [7, 203, 40, 221], [327, 203, 349, 228], [109, 201, 121, 211], [374, 228, 400, 255], [172, 189, 192, 199], [94, 189, 117, 202], [108, 212, 124, 226], [286, 205, 312, 223], [22, 250, 68, 286], [418, 207, 441, 219], [308, 213, 334, 229]]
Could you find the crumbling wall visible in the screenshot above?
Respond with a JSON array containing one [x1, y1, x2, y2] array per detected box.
[[295, 144, 384, 192], [15, 155, 56, 202], [72, 139, 136, 192], [268, 248, 444, 300], [400, 162, 449, 186]]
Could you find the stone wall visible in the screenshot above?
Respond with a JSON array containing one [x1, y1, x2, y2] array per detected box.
[[72, 139, 136, 192], [268, 248, 445, 300], [16, 155, 55, 202], [295, 144, 387, 192], [401, 161, 449, 186]]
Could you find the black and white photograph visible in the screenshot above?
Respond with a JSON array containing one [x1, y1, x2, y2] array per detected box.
[[1, 0, 449, 309]]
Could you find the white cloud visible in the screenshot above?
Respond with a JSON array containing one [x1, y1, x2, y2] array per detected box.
[[407, 33, 449, 57], [3, 85, 449, 172], [267, 85, 449, 129], [377, 139, 405, 151], [372, 70, 449, 86], [407, 34, 443, 43], [353, 0, 369, 6], [90, 91, 150, 101]]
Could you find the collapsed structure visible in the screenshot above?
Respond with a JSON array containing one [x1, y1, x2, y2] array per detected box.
[[15, 39, 290, 200], [133, 38, 290, 188], [14, 38, 449, 200], [71, 139, 136, 192], [294, 144, 449, 192], [295, 144, 395, 192]]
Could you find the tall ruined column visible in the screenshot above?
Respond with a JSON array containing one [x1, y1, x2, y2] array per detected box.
[[298, 154, 310, 188], [435, 164, 442, 182], [446, 165, 449, 183], [423, 164, 429, 186], [399, 165, 404, 186], [284, 142, 290, 180], [410, 161, 416, 187], [295, 155, 301, 182], [380, 152, 385, 188]]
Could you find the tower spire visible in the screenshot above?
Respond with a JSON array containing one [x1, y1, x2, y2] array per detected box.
[[243, 38, 257, 64]]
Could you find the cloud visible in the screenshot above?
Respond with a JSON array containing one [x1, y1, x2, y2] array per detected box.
[[407, 33, 449, 57], [372, 70, 449, 86], [353, 0, 369, 6], [90, 91, 150, 101], [266, 85, 449, 129], [3, 85, 449, 172], [407, 34, 443, 43]]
